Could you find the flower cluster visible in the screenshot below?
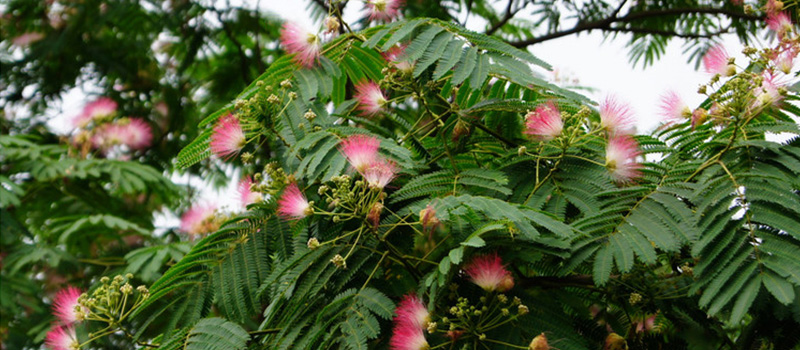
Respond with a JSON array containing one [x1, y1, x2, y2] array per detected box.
[[238, 176, 263, 208], [69, 98, 154, 158], [463, 253, 515, 292], [354, 81, 388, 118], [179, 204, 220, 236], [524, 102, 563, 141], [45, 287, 85, 350], [339, 134, 397, 190], [365, 0, 404, 22], [280, 22, 321, 68], [210, 113, 246, 159], [390, 294, 430, 350], [605, 135, 642, 184], [277, 183, 312, 220]]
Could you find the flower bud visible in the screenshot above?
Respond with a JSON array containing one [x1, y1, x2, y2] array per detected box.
[[368, 202, 384, 230], [529, 333, 550, 350], [324, 16, 340, 34], [419, 204, 440, 233], [307, 237, 320, 249]]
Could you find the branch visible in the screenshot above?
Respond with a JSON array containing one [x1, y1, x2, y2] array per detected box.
[[485, 0, 519, 36], [509, 7, 763, 47]]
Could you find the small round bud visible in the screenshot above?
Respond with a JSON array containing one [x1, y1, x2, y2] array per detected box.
[[518, 146, 527, 156], [330, 254, 347, 269], [307, 237, 320, 249], [304, 109, 317, 121], [280, 79, 293, 89], [426, 322, 437, 334], [288, 92, 298, 100], [518, 304, 529, 315], [241, 152, 254, 164]]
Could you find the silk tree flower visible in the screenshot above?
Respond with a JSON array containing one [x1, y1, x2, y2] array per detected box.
[[277, 183, 312, 220], [73, 98, 118, 127], [363, 159, 397, 189], [464, 253, 514, 292], [419, 204, 440, 233], [339, 134, 380, 173], [755, 73, 785, 108], [11, 32, 45, 47], [381, 44, 414, 73], [599, 96, 635, 135], [238, 176, 262, 207], [529, 333, 551, 350], [703, 44, 736, 77], [365, 0, 404, 22], [767, 12, 793, 40], [121, 118, 153, 150], [45, 325, 79, 350], [280, 22, 321, 68], [389, 323, 428, 350], [210, 114, 246, 159], [766, 0, 784, 14], [354, 81, 387, 117], [52, 287, 85, 325], [658, 91, 691, 123], [179, 204, 219, 236], [773, 49, 796, 74], [524, 102, 563, 141], [394, 294, 430, 329], [605, 135, 642, 183]]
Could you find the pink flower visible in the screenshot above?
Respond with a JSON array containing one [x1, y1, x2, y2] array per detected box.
[[524, 101, 563, 141], [394, 294, 430, 329], [121, 118, 153, 150], [210, 114, 246, 159], [464, 253, 514, 292], [605, 135, 642, 183], [354, 81, 387, 117], [277, 183, 311, 220], [382, 44, 413, 73], [12, 32, 45, 47], [599, 96, 635, 135], [419, 204, 440, 233], [52, 287, 85, 325], [45, 325, 78, 350], [238, 177, 262, 207], [179, 204, 219, 236], [74, 98, 118, 127], [691, 108, 708, 129], [703, 44, 735, 76], [658, 91, 691, 123], [365, 0, 404, 22], [755, 73, 785, 108], [280, 22, 321, 68], [766, 0, 784, 14], [389, 323, 428, 350], [340, 134, 380, 173], [363, 159, 397, 189], [773, 49, 796, 74], [767, 12, 793, 40]]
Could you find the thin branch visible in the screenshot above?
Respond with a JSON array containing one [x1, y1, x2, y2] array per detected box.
[[485, 0, 519, 36], [509, 7, 762, 47]]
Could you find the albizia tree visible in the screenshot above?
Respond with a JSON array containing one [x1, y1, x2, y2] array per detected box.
[[40, 2, 800, 350]]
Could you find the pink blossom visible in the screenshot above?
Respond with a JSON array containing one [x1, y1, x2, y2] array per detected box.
[[767, 12, 793, 40], [394, 294, 430, 329], [179, 204, 219, 236], [599, 96, 635, 135], [365, 0, 404, 22], [354, 81, 387, 117], [658, 91, 691, 123], [773, 49, 796, 74], [390, 322, 428, 350], [691, 108, 708, 129], [277, 183, 311, 220], [363, 159, 397, 189], [238, 176, 262, 207], [122, 118, 153, 150], [464, 253, 514, 292], [605, 135, 642, 183], [280, 22, 321, 68], [419, 204, 439, 233], [45, 325, 78, 350], [210, 114, 246, 159], [73, 98, 118, 127], [52, 287, 84, 325], [766, 0, 784, 14], [524, 101, 563, 141], [12, 32, 45, 47], [382, 44, 414, 73], [703, 44, 735, 76], [339, 134, 380, 173], [755, 73, 785, 108]]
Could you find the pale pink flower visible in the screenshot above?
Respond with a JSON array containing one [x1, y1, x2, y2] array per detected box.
[[339, 134, 380, 173], [703, 44, 735, 76], [658, 91, 691, 123], [599, 96, 635, 135], [755, 73, 785, 108], [354, 81, 387, 117], [464, 253, 514, 292], [691, 108, 708, 129], [121, 118, 153, 150], [766, 0, 784, 14], [73, 98, 118, 127], [179, 204, 219, 236], [238, 176, 262, 207], [524, 101, 563, 141], [363, 159, 397, 189], [381, 44, 414, 73], [767, 12, 793, 40], [365, 0, 404, 22], [323, 16, 340, 35], [52, 287, 84, 325], [12, 32, 45, 47], [210, 114, 246, 159], [277, 183, 311, 220], [280, 22, 321, 68], [773, 49, 796, 74], [394, 294, 430, 329], [605, 135, 642, 183], [45, 325, 78, 350], [419, 204, 439, 233]]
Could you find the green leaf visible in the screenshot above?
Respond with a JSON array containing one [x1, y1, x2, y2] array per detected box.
[[185, 317, 250, 350]]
